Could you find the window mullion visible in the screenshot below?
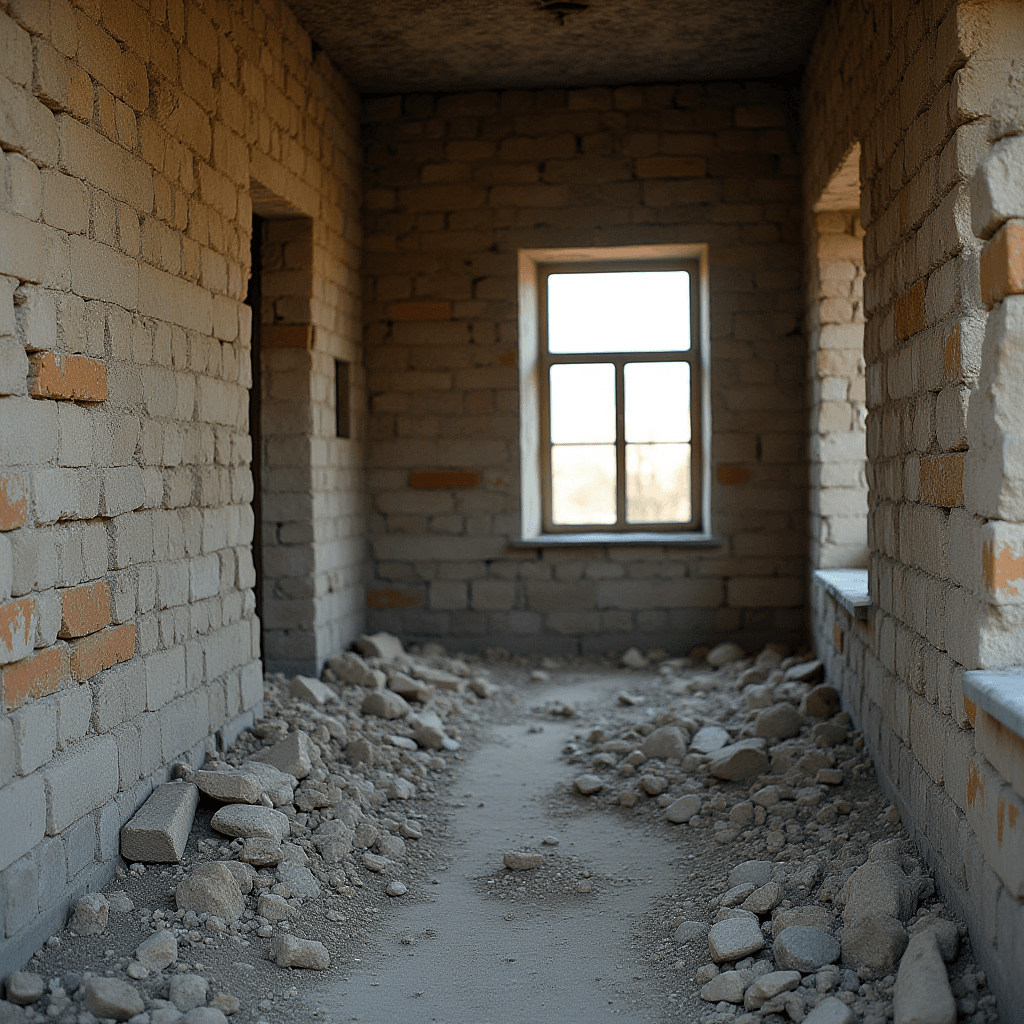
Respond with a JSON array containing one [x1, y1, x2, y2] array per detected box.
[[615, 359, 626, 527]]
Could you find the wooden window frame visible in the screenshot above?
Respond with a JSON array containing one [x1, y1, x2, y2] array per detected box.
[[518, 245, 712, 544]]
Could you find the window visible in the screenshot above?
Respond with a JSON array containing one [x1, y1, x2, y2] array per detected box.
[[517, 247, 708, 542], [335, 359, 350, 439]]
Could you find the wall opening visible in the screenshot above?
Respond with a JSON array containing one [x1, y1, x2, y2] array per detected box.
[[248, 214, 265, 659]]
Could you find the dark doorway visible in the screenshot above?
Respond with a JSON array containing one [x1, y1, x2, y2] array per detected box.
[[247, 214, 264, 659]]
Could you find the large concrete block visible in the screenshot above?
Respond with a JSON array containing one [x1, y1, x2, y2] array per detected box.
[[42, 735, 119, 834], [0, 773, 46, 871], [120, 781, 199, 863]]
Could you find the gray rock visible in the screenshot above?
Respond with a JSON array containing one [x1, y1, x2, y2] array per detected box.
[[841, 858, 918, 924], [314, 828, 354, 864], [803, 997, 854, 1024], [214, 860, 255, 894], [70, 893, 109, 936], [708, 917, 764, 962], [257, 893, 299, 923], [361, 689, 412, 720], [408, 711, 447, 750], [178, 765, 262, 805], [753, 702, 803, 740], [744, 970, 801, 1010], [721, 882, 756, 907], [175, 864, 244, 923], [774, 926, 840, 971], [4, 974, 43, 1006], [729, 860, 773, 888], [210, 804, 290, 842], [236, 762, 296, 806], [893, 931, 955, 1024], [271, 934, 330, 969], [800, 684, 841, 718], [708, 738, 769, 780], [276, 862, 321, 898], [121, 781, 199, 863], [744, 684, 774, 709], [386, 880, 408, 896], [469, 677, 498, 697], [907, 917, 959, 962], [386, 672, 433, 702], [135, 931, 178, 971], [328, 651, 387, 686], [388, 777, 416, 800], [772, 905, 834, 939], [408, 664, 464, 691], [841, 913, 908, 972], [347, 737, 377, 764], [689, 725, 730, 753], [699, 970, 748, 1004], [0, 1003, 26, 1024], [107, 891, 134, 913], [355, 631, 406, 661], [573, 774, 603, 795], [362, 852, 389, 873], [168, 975, 208, 1013], [742, 882, 784, 916], [620, 646, 647, 668], [83, 978, 145, 1021], [785, 659, 824, 683], [673, 920, 707, 944], [812, 720, 850, 746], [706, 641, 745, 667], [239, 836, 284, 866], [209, 994, 240, 1016], [182, 1010, 228, 1024], [288, 675, 338, 705], [247, 731, 317, 780], [642, 725, 688, 760], [504, 852, 543, 870], [665, 795, 702, 823]]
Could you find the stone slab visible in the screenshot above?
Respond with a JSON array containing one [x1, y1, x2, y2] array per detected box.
[[120, 782, 199, 863]]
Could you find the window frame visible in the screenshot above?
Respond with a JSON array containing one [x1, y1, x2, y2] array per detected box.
[[517, 244, 712, 545]]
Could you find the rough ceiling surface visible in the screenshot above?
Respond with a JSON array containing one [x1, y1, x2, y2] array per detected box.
[[289, 0, 831, 94]]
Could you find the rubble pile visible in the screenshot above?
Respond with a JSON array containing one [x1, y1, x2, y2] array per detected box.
[[563, 642, 1000, 1024], [0, 634, 502, 1024]]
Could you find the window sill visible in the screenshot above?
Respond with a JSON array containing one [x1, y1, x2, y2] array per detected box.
[[512, 532, 722, 548], [812, 568, 871, 620], [962, 669, 1024, 742]]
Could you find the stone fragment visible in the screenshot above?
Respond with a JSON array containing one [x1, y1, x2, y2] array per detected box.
[[239, 837, 284, 866], [182, 1010, 228, 1024], [135, 930, 178, 971], [689, 725, 730, 753], [841, 859, 918, 923], [639, 774, 667, 795], [620, 647, 647, 668], [258, 894, 299, 923], [248, 731, 317, 779], [504, 851, 543, 870], [573, 774, 603, 795], [83, 978, 145, 1021], [744, 684, 774, 709], [785, 659, 824, 683], [708, 917, 764, 962], [744, 970, 801, 1010], [210, 804, 290, 842], [469, 677, 498, 698], [0, 1002, 26, 1023], [107, 891, 134, 912], [277, 862, 321, 898], [355, 632, 405, 660], [803, 997, 854, 1024], [175, 863, 244, 923], [121, 782, 199, 863], [662, 794, 701, 823], [408, 711, 448, 750], [706, 642, 745, 667], [386, 672, 433, 702], [362, 852, 389, 873], [328, 652, 387, 687], [708, 738, 769, 780], [386, 880, 408, 896], [774, 926, 840, 972], [721, 882, 756, 907], [347, 737, 377, 764], [699, 970, 748, 1004], [907, 917, 958, 962], [841, 913, 908, 972], [772, 905, 834, 939], [214, 860, 254, 894], [169, 975, 208, 1013], [70, 893, 109, 936], [816, 768, 844, 785], [271, 934, 330, 969], [729, 860, 773, 888], [742, 882, 784, 916], [753, 702, 803, 740], [388, 734, 419, 750], [5, 974, 43, 1006], [892, 931, 956, 1024], [673, 920, 707, 944], [800, 684, 841, 718], [642, 725, 688, 760], [209, 992, 240, 1015], [409, 664, 464, 690], [812, 721, 849, 746], [179, 766, 262, 805], [236, 762, 296, 806], [361, 689, 412, 720], [288, 675, 338, 705], [315, 828, 354, 864]]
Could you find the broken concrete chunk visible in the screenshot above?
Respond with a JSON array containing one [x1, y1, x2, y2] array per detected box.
[[642, 725, 688, 760], [706, 641, 745, 667], [182, 1008, 228, 1024], [239, 837, 284, 866], [276, 861, 321, 898], [840, 913, 908, 972], [689, 725, 730, 753], [4, 974, 44, 1007], [237, 761, 297, 806], [408, 710, 448, 750], [175, 863, 244, 923], [355, 632, 406, 661], [664, 795, 702, 823], [408, 663, 464, 691], [753, 702, 803, 740], [70, 893, 109, 936], [169, 975, 208, 1013], [773, 925, 841, 972], [893, 930, 956, 1024], [178, 764, 263, 805], [469, 677, 498, 697], [785, 658, 824, 683], [744, 970, 801, 1010], [573, 774, 603, 795], [271, 934, 330, 969], [841, 859, 918, 924], [361, 688, 412, 719], [699, 970, 748, 1004], [708, 917, 764, 962], [729, 860, 773, 888], [210, 804, 290, 842], [801, 684, 841, 718], [135, 930, 178, 971], [288, 675, 338, 706], [121, 781, 199, 863], [247, 731, 317, 779], [83, 978, 145, 1021], [326, 651, 386, 687], [504, 851, 543, 870], [907, 916, 959, 963], [385, 671, 433, 702], [258, 893, 300, 923], [707, 738, 770, 780]]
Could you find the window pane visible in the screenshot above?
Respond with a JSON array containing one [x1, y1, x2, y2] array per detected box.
[[626, 443, 691, 523], [624, 361, 691, 443], [547, 271, 690, 354], [551, 445, 617, 525], [549, 363, 615, 444]]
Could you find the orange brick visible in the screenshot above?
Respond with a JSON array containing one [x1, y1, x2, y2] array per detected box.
[[70, 622, 135, 680], [832, 622, 844, 652], [388, 302, 453, 320], [1, 646, 69, 711], [261, 324, 312, 348], [895, 279, 926, 340], [28, 352, 107, 402], [920, 453, 964, 507], [59, 581, 112, 638], [408, 471, 481, 489], [635, 156, 706, 178], [0, 597, 35, 663], [717, 466, 751, 485], [980, 219, 1024, 307], [367, 588, 423, 610], [0, 474, 28, 531]]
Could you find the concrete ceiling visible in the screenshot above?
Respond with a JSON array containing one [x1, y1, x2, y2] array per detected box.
[[290, 0, 831, 94]]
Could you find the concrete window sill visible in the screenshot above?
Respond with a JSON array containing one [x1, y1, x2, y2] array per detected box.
[[962, 669, 1024, 742], [813, 568, 870, 620], [511, 533, 723, 548]]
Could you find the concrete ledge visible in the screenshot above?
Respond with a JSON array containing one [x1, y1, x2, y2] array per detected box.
[[962, 668, 1024, 741], [813, 568, 870, 619], [512, 533, 722, 548]]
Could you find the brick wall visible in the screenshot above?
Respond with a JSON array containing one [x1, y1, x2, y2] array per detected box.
[[362, 82, 808, 655], [805, 0, 1024, 1008], [0, 0, 362, 972]]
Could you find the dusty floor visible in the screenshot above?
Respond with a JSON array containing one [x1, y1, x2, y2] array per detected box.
[[9, 649, 1001, 1024]]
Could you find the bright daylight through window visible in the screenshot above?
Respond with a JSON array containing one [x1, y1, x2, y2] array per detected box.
[[541, 264, 700, 533]]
